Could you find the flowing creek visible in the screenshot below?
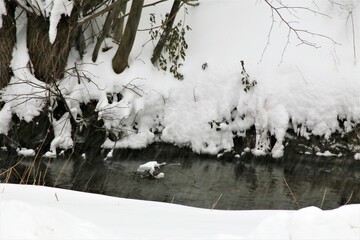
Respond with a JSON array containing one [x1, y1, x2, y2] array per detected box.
[[0, 143, 359, 210]]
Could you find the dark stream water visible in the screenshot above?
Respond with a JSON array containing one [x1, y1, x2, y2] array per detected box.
[[1, 143, 359, 210]]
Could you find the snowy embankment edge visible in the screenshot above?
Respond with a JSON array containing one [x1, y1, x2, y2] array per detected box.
[[0, 183, 360, 240]]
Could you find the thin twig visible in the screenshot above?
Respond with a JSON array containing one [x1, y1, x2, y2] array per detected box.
[[283, 177, 300, 209], [350, 12, 356, 63], [193, 86, 197, 102], [320, 188, 327, 208], [344, 189, 354, 205], [53, 148, 74, 187], [83, 171, 94, 191], [212, 193, 223, 210]]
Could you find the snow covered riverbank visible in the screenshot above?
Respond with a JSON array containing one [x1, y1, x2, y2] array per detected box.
[[0, 184, 359, 240], [1, 0, 360, 159]]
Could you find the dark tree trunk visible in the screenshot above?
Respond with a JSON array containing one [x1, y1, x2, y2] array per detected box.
[[92, 0, 126, 62], [151, 0, 181, 64], [92, 10, 115, 62], [112, 0, 144, 74], [112, 0, 128, 43], [27, 12, 77, 83], [0, 0, 16, 89]]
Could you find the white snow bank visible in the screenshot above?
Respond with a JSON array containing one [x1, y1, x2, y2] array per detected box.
[[1, 0, 360, 157], [0, 184, 359, 240], [87, 0, 360, 157]]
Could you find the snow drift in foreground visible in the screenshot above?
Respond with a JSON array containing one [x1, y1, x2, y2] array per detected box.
[[0, 184, 359, 240]]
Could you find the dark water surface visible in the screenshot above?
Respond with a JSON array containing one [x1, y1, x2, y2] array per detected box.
[[1, 144, 359, 210]]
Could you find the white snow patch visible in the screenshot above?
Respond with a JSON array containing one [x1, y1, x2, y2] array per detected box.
[[155, 172, 165, 179], [16, 148, 35, 157], [47, 0, 74, 43], [106, 149, 113, 159], [43, 151, 57, 158], [48, 112, 74, 155], [316, 150, 337, 157], [0, 103, 12, 134], [354, 153, 360, 160]]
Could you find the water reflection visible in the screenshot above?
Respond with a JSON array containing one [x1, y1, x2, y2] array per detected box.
[[0, 144, 359, 210]]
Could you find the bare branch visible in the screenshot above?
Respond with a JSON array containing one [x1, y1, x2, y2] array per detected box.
[[258, 9, 275, 63], [144, 0, 169, 8], [78, 0, 170, 26], [262, 0, 339, 63]]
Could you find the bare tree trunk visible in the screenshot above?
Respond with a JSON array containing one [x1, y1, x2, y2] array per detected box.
[[92, 0, 126, 62], [112, 0, 128, 43], [151, 0, 181, 64], [112, 0, 144, 74], [27, 12, 77, 83], [92, 10, 115, 62], [0, 0, 16, 89]]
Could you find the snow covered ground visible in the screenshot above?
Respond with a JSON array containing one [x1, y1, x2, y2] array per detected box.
[[0, 183, 359, 240]]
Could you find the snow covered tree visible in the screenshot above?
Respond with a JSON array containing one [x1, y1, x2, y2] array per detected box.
[[0, 0, 193, 82]]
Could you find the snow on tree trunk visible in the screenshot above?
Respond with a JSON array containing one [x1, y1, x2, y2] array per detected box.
[[47, 0, 74, 44]]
